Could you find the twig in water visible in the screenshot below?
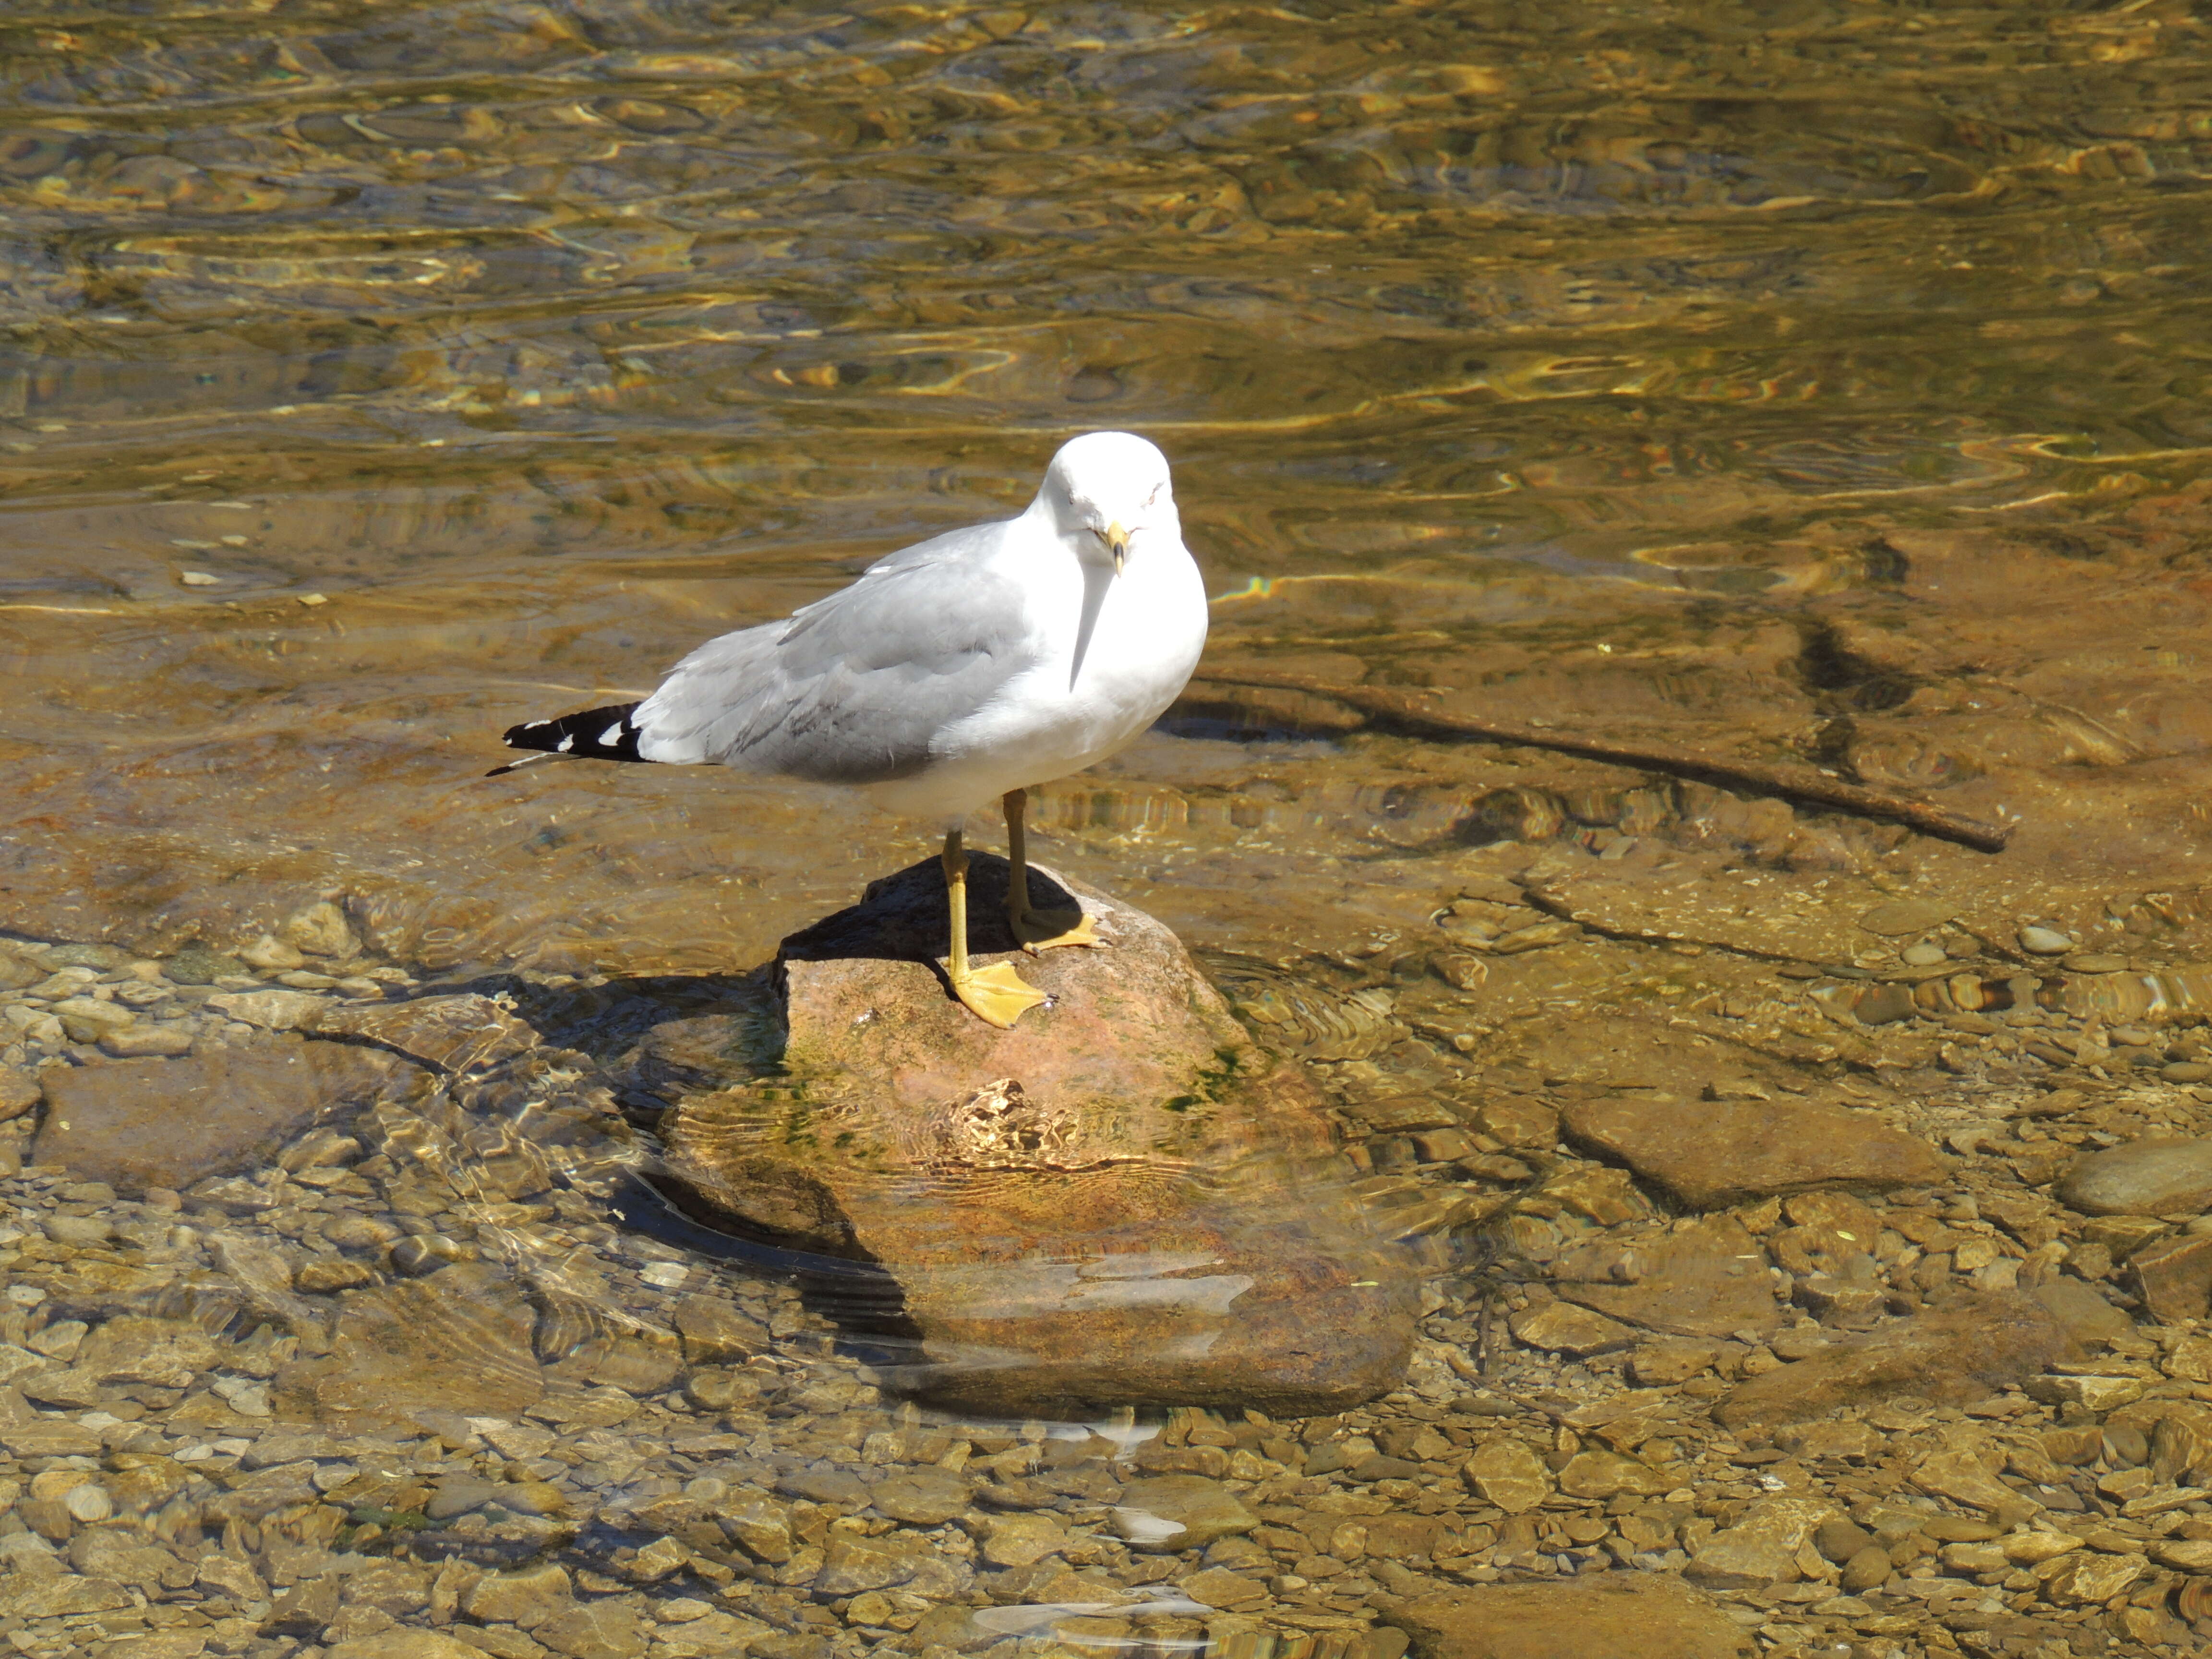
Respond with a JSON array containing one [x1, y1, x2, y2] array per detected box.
[[1188, 669, 2015, 855]]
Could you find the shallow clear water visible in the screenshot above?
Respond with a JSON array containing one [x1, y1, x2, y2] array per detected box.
[[5, 2, 2212, 1655]]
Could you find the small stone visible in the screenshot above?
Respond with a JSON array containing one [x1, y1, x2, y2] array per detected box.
[[1629, 1338, 1724, 1385], [868, 1466, 971, 1526], [390, 1234, 468, 1276], [2042, 1549, 2146, 1606], [2018, 926, 2074, 955], [462, 1563, 575, 1630], [1555, 1214, 1782, 1338], [44, 1214, 112, 1245], [296, 1258, 375, 1293], [237, 934, 307, 971], [2068, 953, 2129, 973], [1507, 1301, 1637, 1357], [2165, 1062, 2212, 1083], [669, 1293, 769, 1363], [325, 1632, 493, 1659], [96, 1026, 195, 1058], [979, 1511, 1067, 1567], [1685, 1495, 1837, 1588], [204, 988, 326, 1030], [1775, 1419, 1882, 1461], [164, 944, 251, 985], [1558, 1095, 1944, 1211], [50, 997, 134, 1043], [62, 1483, 112, 1522], [2023, 1373, 2144, 1411], [1717, 1292, 2075, 1427], [1110, 1475, 1257, 1551], [2003, 1530, 2083, 1564], [1383, 1572, 1746, 1659], [426, 1476, 507, 1520], [1840, 1544, 1891, 1590], [2129, 1232, 2212, 1321], [1859, 900, 1957, 937], [2058, 1138, 2212, 1216], [0, 1069, 38, 1122], [2152, 1538, 2212, 1573], [1901, 942, 1948, 966], [1554, 1448, 1672, 1500], [1461, 1438, 1553, 1514], [281, 901, 359, 959]]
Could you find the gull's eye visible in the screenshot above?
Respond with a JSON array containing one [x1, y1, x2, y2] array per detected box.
[[1145, 483, 1162, 506]]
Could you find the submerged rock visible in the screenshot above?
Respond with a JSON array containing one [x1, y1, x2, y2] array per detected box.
[[1716, 1292, 2076, 1427], [656, 855, 1419, 1416], [1382, 1574, 1750, 1659], [1555, 1215, 1782, 1338], [34, 1045, 414, 1194], [1559, 1093, 1945, 1210], [2056, 1138, 2212, 1216]]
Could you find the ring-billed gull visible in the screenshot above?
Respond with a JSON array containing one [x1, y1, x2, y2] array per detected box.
[[492, 430, 1209, 1028]]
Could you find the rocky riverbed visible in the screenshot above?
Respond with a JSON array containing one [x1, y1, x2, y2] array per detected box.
[[8, 839, 2212, 1659]]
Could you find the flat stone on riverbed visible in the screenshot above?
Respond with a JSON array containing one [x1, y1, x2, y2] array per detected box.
[[1556, 1215, 1782, 1338], [2056, 1138, 2212, 1216], [1560, 1093, 1946, 1210], [35, 1044, 414, 1194], [1382, 1574, 1750, 1659], [1717, 1291, 2076, 1427]]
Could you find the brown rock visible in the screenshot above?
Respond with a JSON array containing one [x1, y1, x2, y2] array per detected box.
[[1508, 1301, 1637, 1357], [315, 994, 537, 1074], [274, 1264, 543, 1430], [1554, 1448, 1673, 1500], [1716, 1292, 2076, 1427], [1685, 1495, 1838, 1588], [1559, 1094, 1944, 1210], [668, 1294, 768, 1364], [1461, 1438, 1553, 1513], [1630, 1338, 1725, 1385], [2130, 1233, 2212, 1322], [2056, 1138, 2212, 1216], [0, 1068, 38, 1122], [1382, 1575, 1750, 1659], [657, 857, 1418, 1416], [34, 1045, 410, 1194], [1109, 1475, 1257, 1551], [2030, 1277, 2136, 1346], [1557, 1215, 1782, 1338]]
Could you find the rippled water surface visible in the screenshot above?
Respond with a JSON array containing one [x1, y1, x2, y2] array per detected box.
[[3, 0, 2209, 963], [7, 2, 2212, 1656]]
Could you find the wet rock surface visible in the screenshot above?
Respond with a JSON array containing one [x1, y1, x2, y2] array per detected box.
[[33, 1046, 416, 1196], [1383, 1573, 1749, 1657], [1559, 1093, 1946, 1210], [658, 857, 1419, 1418]]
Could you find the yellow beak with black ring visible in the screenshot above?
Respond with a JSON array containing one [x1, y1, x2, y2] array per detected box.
[[1103, 520, 1129, 575]]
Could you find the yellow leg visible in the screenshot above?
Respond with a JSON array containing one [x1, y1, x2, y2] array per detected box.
[[942, 828, 1046, 1028], [1003, 788, 1101, 953]]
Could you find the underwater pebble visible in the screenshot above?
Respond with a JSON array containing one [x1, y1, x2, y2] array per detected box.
[[2019, 926, 2074, 954]]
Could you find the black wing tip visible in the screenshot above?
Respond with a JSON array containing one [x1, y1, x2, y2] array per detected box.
[[497, 701, 649, 766]]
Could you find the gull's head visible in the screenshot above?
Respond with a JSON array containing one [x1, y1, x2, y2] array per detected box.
[[1035, 430, 1178, 574]]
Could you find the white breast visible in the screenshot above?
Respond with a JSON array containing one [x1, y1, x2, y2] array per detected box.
[[866, 531, 1208, 822]]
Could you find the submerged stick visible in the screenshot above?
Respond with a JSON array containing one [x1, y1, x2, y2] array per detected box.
[[1187, 669, 2016, 855]]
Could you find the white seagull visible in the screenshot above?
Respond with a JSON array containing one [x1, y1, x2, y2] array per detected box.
[[492, 430, 1210, 1028]]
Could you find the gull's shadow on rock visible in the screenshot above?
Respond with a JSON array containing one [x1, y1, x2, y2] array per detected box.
[[781, 851, 1074, 964]]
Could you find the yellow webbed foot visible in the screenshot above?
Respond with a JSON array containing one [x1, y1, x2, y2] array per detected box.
[[949, 960, 1049, 1029], [1010, 905, 1103, 954]]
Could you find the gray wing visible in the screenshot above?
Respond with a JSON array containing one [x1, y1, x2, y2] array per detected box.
[[630, 521, 1035, 782]]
